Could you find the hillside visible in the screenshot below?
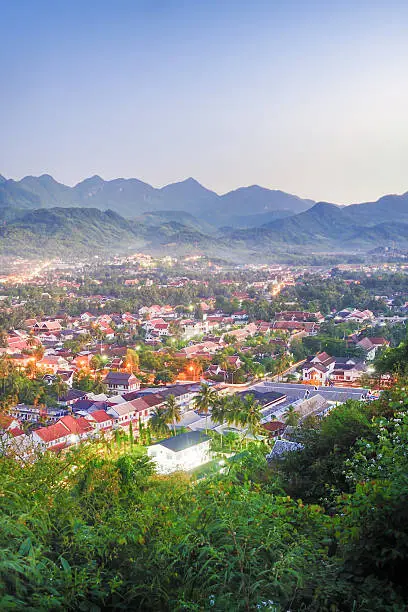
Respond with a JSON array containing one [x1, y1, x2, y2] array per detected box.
[[0, 174, 314, 222], [2, 200, 408, 260], [231, 202, 408, 249], [136, 210, 217, 235], [346, 192, 408, 225], [2, 380, 408, 610], [0, 207, 223, 258], [204, 185, 313, 223], [0, 208, 143, 257]]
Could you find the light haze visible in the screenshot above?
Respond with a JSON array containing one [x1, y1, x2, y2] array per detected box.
[[1, 0, 408, 204]]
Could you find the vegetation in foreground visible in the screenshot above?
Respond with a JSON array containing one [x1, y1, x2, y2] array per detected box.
[[1, 380, 408, 610]]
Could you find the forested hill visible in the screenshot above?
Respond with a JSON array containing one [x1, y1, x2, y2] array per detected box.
[[2, 201, 408, 259], [227, 202, 408, 249], [2, 374, 408, 609], [0, 207, 145, 256], [0, 207, 222, 257]]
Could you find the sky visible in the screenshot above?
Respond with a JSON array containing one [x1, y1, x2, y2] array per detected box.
[[1, 0, 408, 203]]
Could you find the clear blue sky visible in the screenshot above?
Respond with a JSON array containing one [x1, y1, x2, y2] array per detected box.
[[1, 0, 408, 203]]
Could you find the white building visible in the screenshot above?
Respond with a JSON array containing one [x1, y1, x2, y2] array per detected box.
[[148, 431, 211, 474]]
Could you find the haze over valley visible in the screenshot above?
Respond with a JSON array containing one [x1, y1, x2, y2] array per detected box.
[[1, 172, 408, 259]]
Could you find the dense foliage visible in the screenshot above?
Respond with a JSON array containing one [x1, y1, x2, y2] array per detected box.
[[2, 382, 408, 610]]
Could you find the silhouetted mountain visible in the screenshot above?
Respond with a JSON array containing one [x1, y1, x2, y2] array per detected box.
[[157, 178, 218, 213], [224, 185, 311, 213], [18, 174, 75, 207], [346, 192, 408, 226], [3, 174, 408, 258], [71, 176, 158, 216], [0, 174, 6, 184], [0, 174, 313, 221], [0, 179, 41, 208]]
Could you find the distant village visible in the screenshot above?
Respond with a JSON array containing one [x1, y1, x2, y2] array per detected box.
[[1, 253, 407, 472]]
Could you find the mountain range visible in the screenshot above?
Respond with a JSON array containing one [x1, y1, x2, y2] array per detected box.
[[0, 174, 312, 227], [1, 172, 408, 260]]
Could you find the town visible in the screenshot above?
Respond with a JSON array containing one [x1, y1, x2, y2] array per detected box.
[[1, 253, 406, 472]]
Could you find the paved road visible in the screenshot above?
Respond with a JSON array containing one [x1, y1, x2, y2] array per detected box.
[[250, 381, 369, 420]]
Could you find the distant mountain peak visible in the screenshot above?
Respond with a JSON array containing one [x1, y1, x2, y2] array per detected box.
[[76, 174, 104, 186], [158, 178, 219, 211], [310, 201, 341, 212], [37, 173, 64, 184], [160, 176, 210, 190], [0, 174, 6, 183]]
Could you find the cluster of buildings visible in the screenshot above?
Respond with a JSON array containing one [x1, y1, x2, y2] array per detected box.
[[0, 380, 202, 460]]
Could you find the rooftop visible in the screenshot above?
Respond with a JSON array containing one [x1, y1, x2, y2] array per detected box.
[[153, 430, 210, 453]]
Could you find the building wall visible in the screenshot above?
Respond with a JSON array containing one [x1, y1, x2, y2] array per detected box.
[[148, 440, 211, 474]]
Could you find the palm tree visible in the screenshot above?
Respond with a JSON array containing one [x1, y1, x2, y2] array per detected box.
[[227, 394, 245, 429], [211, 396, 228, 426], [211, 396, 230, 449], [53, 375, 68, 402], [193, 383, 218, 433], [164, 395, 181, 436], [284, 405, 300, 427], [239, 394, 263, 445], [149, 407, 169, 438]]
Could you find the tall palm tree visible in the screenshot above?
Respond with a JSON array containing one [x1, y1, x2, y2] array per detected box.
[[284, 405, 300, 427], [149, 407, 169, 438], [210, 396, 230, 449], [211, 396, 229, 427], [239, 394, 263, 445], [227, 394, 245, 429], [193, 383, 217, 433], [164, 395, 181, 436]]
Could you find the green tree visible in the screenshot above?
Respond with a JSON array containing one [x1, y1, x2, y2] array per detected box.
[[284, 405, 300, 427], [164, 395, 181, 436], [193, 383, 218, 433], [239, 393, 263, 445], [150, 406, 169, 438]]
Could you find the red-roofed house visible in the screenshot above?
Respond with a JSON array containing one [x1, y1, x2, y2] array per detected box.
[[31, 422, 71, 451], [107, 398, 152, 430], [31, 414, 93, 451], [58, 415, 93, 440], [85, 410, 113, 432], [0, 414, 21, 432]]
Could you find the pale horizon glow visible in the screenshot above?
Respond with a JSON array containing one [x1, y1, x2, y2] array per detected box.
[[3, 171, 408, 206], [1, 0, 408, 205]]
